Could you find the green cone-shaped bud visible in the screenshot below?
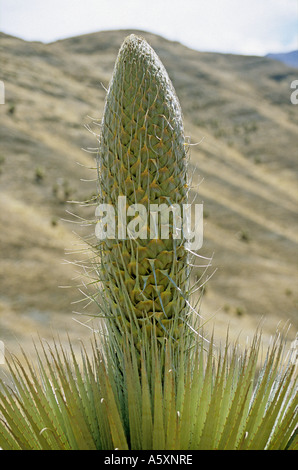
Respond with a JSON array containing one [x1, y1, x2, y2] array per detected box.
[[97, 34, 190, 348]]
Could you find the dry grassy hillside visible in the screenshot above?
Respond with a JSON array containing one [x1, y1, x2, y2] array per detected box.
[[0, 29, 297, 358]]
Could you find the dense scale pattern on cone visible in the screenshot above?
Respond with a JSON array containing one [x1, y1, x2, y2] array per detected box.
[[97, 34, 189, 345]]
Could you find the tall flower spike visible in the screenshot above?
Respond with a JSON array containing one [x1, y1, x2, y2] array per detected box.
[[97, 34, 190, 349]]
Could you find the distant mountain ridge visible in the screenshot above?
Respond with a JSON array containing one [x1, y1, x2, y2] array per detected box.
[[266, 50, 298, 68]]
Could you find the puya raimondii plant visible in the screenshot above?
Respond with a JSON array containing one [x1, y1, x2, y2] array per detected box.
[[94, 34, 199, 356], [0, 35, 297, 451]]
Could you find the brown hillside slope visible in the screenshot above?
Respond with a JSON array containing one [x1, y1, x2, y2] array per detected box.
[[0, 30, 297, 357]]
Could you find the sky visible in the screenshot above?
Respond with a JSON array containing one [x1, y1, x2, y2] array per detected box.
[[0, 0, 297, 56]]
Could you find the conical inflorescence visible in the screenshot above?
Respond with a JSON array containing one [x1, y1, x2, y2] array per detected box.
[[96, 34, 191, 349]]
